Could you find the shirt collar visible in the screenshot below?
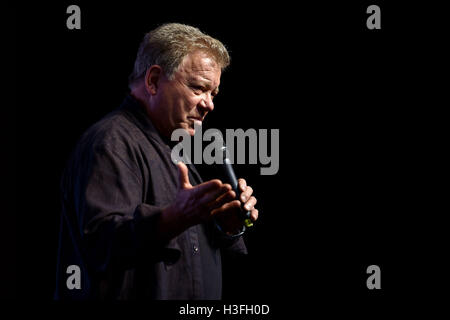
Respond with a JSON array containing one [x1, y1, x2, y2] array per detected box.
[[119, 94, 173, 149]]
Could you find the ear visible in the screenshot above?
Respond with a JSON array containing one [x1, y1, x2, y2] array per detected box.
[[144, 65, 163, 95]]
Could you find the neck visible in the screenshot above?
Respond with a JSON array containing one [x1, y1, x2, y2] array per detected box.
[[130, 82, 150, 112], [130, 82, 167, 137]]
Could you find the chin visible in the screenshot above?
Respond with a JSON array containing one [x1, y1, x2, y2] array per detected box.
[[175, 124, 195, 136]]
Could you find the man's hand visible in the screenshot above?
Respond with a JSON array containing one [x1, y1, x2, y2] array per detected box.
[[211, 178, 259, 234], [173, 161, 238, 226], [157, 162, 259, 241], [157, 162, 235, 241]]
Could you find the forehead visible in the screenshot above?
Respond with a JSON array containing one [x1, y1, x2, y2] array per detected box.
[[177, 51, 221, 84]]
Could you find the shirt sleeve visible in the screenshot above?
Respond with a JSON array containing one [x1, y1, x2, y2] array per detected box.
[[68, 141, 180, 273], [209, 222, 248, 256], [220, 236, 248, 256]]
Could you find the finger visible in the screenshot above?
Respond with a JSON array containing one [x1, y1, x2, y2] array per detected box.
[[197, 183, 231, 205], [191, 179, 223, 197], [209, 189, 236, 210], [238, 178, 247, 192], [216, 187, 236, 203], [211, 200, 241, 216], [250, 208, 259, 221], [177, 162, 191, 189], [243, 196, 257, 211], [240, 186, 253, 203]]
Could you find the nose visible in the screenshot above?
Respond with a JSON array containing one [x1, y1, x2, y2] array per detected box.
[[198, 93, 214, 112]]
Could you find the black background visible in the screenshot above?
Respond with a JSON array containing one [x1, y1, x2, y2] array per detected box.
[[5, 0, 448, 316]]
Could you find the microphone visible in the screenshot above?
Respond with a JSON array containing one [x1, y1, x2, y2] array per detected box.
[[220, 146, 253, 228]]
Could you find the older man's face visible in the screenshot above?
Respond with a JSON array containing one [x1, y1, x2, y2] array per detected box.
[[153, 50, 221, 137]]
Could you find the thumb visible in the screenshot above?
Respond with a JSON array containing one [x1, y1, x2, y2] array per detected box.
[[177, 161, 191, 189]]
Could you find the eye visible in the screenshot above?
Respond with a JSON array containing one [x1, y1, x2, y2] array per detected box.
[[191, 85, 204, 94]]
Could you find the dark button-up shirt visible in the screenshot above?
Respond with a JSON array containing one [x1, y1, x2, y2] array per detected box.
[[54, 95, 247, 300]]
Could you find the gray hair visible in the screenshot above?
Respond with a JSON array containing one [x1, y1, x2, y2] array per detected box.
[[128, 23, 230, 87]]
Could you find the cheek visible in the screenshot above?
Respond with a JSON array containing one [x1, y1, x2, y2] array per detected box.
[[172, 96, 197, 122], [183, 95, 200, 111]]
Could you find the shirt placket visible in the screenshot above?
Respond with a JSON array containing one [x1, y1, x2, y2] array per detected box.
[[188, 225, 203, 299]]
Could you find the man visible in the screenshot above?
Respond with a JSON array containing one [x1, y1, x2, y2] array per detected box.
[[54, 23, 258, 300]]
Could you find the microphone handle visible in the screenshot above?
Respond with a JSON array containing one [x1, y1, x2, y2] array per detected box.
[[222, 154, 253, 228]]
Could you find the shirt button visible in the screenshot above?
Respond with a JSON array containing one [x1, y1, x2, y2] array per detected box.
[[193, 245, 199, 254]]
